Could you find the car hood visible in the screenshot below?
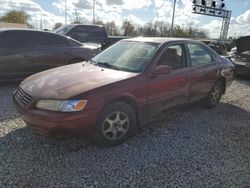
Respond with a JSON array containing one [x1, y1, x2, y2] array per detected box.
[[236, 36, 250, 53], [20, 63, 139, 99]]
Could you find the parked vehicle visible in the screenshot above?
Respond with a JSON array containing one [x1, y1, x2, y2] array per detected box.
[[54, 24, 127, 48], [13, 37, 234, 147], [201, 40, 228, 56], [0, 29, 100, 81], [230, 36, 250, 77]]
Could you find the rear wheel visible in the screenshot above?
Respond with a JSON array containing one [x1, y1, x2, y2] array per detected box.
[[205, 81, 223, 108], [94, 101, 136, 147]]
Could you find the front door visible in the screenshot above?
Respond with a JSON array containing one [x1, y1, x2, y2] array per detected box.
[[147, 43, 190, 115]]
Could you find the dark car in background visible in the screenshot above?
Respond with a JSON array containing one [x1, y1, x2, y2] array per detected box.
[[0, 29, 100, 81], [54, 24, 127, 48], [230, 36, 250, 77], [13, 37, 234, 146], [201, 40, 228, 56]]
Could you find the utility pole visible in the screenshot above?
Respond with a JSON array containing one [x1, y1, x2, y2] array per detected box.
[[93, 0, 96, 24], [171, 0, 176, 37], [40, 16, 43, 30], [65, 0, 67, 24], [74, 9, 78, 23], [35, 20, 38, 29]]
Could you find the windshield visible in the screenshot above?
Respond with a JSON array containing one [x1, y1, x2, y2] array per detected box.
[[91, 41, 159, 72], [54, 25, 74, 35]]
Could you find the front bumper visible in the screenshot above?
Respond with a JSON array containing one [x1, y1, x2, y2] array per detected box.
[[13, 95, 97, 138]]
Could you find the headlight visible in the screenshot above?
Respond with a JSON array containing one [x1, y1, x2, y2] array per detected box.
[[36, 100, 87, 112]]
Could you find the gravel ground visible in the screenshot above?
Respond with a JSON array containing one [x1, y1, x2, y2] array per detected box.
[[0, 79, 249, 187]]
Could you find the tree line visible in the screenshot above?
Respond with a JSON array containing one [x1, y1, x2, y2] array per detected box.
[[0, 10, 208, 39], [95, 20, 208, 38]]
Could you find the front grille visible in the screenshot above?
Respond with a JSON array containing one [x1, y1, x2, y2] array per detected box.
[[15, 87, 33, 106]]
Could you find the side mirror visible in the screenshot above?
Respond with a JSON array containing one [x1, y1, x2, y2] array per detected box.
[[153, 65, 172, 75]]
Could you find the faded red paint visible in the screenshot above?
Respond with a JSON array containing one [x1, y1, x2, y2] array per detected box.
[[13, 38, 234, 138]]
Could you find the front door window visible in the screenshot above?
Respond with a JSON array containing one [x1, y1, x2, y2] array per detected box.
[[157, 44, 186, 70]]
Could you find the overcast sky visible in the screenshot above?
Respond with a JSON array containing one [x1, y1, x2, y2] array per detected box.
[[0, 0, 250, 38]]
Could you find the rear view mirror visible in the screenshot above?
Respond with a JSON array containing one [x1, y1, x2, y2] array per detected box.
[[153, 65, 172, 75]]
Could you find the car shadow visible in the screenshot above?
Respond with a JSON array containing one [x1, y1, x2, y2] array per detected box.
[[0, 82, 21, 121]]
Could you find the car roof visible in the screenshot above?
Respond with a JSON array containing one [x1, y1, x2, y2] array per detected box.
[[0, 28, 41, 32], [0, 28, 68, 37], [123, 37, 192, 44], [67, 24, 105, 28]]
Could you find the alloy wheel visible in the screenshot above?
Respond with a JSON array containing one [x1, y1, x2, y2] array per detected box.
[[210, 84, 221, 105], [102, 111, 129, 141]]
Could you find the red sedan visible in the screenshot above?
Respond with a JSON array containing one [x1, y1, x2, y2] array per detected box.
[[13, 37, 234, 146]]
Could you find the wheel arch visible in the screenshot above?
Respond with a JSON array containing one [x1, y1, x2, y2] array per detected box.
[[217, 76, 226, 94], [99, 95, 141, 127]]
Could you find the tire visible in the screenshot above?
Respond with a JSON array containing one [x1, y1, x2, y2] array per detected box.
[[93, 101, 136, 147], [204, 81, 223, 108]]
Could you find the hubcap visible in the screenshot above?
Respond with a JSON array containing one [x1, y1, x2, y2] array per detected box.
[[102, 111, 129, 141], [210, 85, 221, 104]]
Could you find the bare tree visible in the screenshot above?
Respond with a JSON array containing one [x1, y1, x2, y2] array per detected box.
[[122, 20, 136, 36], [53, 22, 63, 30], [105, 21, 119, 36]]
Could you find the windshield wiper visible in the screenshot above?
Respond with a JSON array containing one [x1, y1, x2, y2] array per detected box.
[[95, 61, 121, 70]]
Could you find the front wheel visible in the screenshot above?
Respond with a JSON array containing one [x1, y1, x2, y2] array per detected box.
[[94, 101, 136, 147], [204, 81, 223, 108]]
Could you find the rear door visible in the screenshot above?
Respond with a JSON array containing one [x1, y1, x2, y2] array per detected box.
[[147, 43, 190, 113], [31, 32, 72, 73], [186, 43, 219, 102], [0, 30, 33, 80]]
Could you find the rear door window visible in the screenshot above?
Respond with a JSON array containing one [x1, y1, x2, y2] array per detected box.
[[187, 43, 213, 66], [0, 31, 31, 48], [32, 32, 68, 47]]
